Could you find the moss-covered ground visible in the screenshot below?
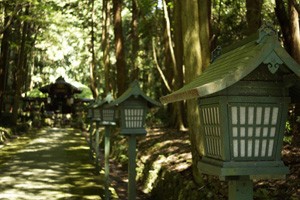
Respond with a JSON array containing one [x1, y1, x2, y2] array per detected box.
[[0, 127, 109, 199], [108, 127, 300, 200], [1, 125, 299, 199]]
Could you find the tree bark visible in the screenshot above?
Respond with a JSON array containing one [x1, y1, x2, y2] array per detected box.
[[163, 1, 173, 95], [113, 0, 127, 97], [12, 5, 30, 124], [181, 0, 205, 185], [102, 0, 112, 95], [169, 0, 185, 130], [198, 0, 211, 69], [0, 5, 11, 114], [89, 0, 98, 98], [246, 0, 263, 35], [163, 0, 177, 80], [131, 0, 139, 81], [275, 0, 292, 54], [289, 0, 300, 64]]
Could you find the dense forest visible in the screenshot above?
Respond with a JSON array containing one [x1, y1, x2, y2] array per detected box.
[[1, 0, 300, 122], [1, 0, 300, 198]]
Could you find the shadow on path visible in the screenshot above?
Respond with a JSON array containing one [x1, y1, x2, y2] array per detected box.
[[0, 127, 109, 200]]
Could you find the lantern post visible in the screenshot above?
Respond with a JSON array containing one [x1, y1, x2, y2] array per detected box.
[[160, 25, 300, 199], [110, 81, 161, 200], [91, 99, 102, 172], [86, 102, 94, 159], [99, 93, 116, 200]]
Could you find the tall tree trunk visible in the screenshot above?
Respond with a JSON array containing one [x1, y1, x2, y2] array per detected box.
[[289, 0, 300, 64], [102, 0, 112, 95], [246, 0, 263, 35], [275, 0, 292, 54], [89, 0, 98, 98], [12, 5, 30, 124], [198, 0, 211, 69], [181, 0, 205, 185], [113, 0, 127, 97], [131, 0, 139, 81], [163, 15, 173, 93], [25, 25, 38, 93], [288, 0, 300, 138], [163, 0, 177, 80], [0, 5, 11, 114], [167, 0, 185, 130]]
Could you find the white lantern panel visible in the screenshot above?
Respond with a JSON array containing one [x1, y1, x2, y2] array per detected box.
[[201, 105, 222, 160], [231, 107, 238, 125], [271, 107, 279, 125], [240, 106, 246, 124], [247, 140, 253, 157], [230, 104, 280, 160], [256, 107, 263, 124], [233, 139, 238, 158], [248, 106, 254, 124], [268, 139, 274, 157], [124, 108, 144, 128]]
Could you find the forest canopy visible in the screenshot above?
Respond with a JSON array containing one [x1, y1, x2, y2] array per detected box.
[[0, 0, 299, 125]]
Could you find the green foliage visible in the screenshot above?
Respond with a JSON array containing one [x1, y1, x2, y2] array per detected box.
[[211, 0, 247, 46], [23, 89, 46, 98], [283, 135, 293, 144], [212, 0, 278, 47], [285, 120, 292, 134], [111, 132, 128, 166], [0, 0, 282, 103], [29, 0, 101, 90]]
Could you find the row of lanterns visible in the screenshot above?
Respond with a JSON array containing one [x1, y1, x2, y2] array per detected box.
[[88, 25, 299, 200], [87, 81, 160, 200]]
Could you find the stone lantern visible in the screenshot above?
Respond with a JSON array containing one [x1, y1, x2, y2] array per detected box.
[[111, 81, 161, 135], [160, 25, 300, 199], [89, 100, 102, 169], [99, 93, 116, 125], [110, 80, 161, 200], [97, 93, 116, 200]]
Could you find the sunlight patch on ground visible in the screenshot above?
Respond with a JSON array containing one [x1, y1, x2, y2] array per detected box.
[[66, 145, 89, 150], [0, 127, 103, 200], [0, 190, 74, 200]]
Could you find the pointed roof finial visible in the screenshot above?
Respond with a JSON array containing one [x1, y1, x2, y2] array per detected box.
[[256, 22, 277, 43]]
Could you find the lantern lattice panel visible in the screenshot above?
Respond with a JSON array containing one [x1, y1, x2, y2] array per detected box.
[[93, 109, 101, 120], [87, 109, 93, 118], [229, 104, 280, 161], [102, 109, 115, 122], [124, 108, 144, 128], [200, 105, 223, 160], [124, 108, 145, 128]]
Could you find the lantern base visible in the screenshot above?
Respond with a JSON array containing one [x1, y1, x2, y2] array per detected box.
[[198, 157, 289, 179], [92, 118, 101, 122], [120, 128, 147, 135], [100, 121, 116, 126]]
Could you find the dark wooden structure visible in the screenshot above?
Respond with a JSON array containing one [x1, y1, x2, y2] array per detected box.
[[39, 76, 82, 114]]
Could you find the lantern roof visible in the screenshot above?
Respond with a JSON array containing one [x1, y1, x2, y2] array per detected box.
[[110, 80, 161, 107], [93, 93, 115, 108], [160, 24, 300, 104]]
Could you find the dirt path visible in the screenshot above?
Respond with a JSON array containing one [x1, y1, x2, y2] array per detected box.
[[0, 127, 110, 200]]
